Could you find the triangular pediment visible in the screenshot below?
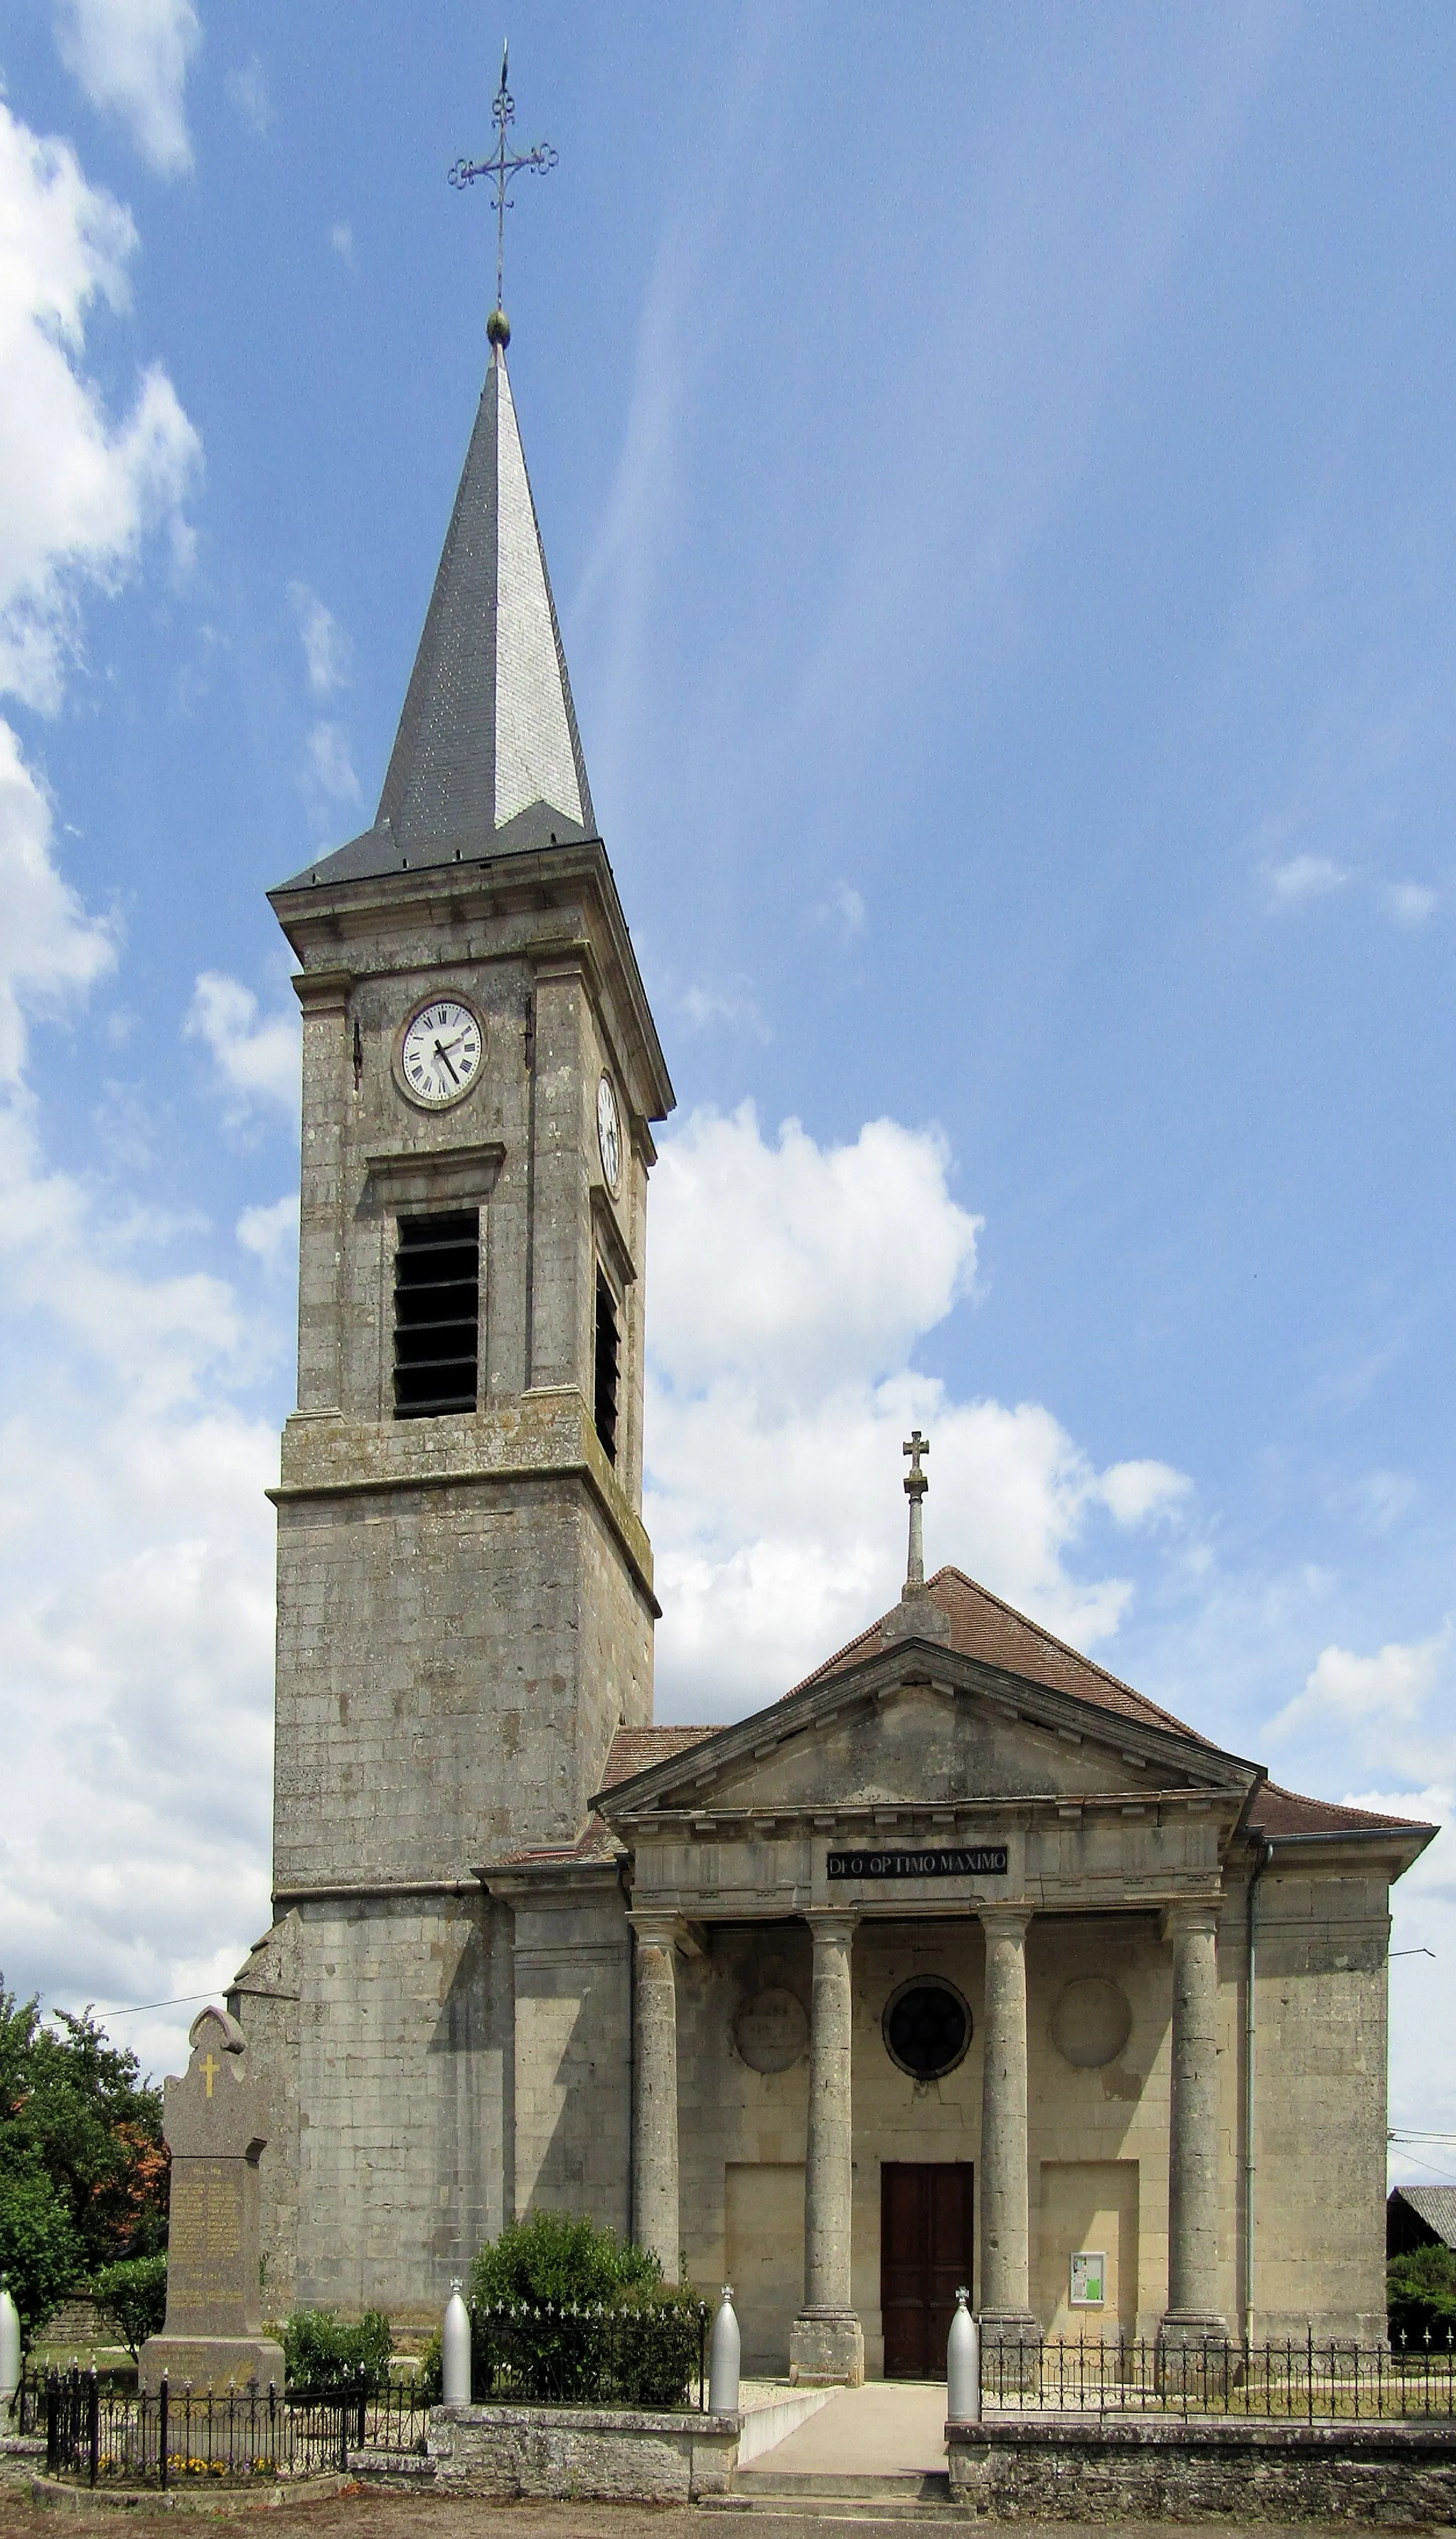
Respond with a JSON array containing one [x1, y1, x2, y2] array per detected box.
[[595, 1632, 1261, 1834]]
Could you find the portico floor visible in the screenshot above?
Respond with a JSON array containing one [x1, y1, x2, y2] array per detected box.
[[737, 2382, 948, 2480]]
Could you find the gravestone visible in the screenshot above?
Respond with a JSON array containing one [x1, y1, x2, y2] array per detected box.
[[140, 2006, 284, 2394]]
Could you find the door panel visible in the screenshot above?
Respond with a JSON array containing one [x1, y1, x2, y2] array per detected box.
[[881, 2162, 973, 2379]]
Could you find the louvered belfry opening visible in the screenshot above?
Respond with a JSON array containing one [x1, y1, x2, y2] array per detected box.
[[594, 1265, 620, 1464], [393, 1209, 480, 1418]]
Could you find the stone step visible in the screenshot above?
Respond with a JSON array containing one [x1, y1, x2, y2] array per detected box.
[[703, 2508, 970, 2529], [731, 2471, 951, 2499], [346, 2447, 437, 2483]]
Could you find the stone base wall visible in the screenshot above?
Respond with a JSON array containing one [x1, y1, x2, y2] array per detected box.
[[427, 2403, 739, 2502], [947, 2417, 1456, 2522]]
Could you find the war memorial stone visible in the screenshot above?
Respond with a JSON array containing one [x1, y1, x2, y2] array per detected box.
[[140, 2006, 284, 2395]]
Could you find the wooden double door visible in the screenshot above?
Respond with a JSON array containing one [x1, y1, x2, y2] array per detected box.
[[880, 2162, 974, 2380]]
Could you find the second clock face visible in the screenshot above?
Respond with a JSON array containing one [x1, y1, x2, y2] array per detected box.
[[597, 1072, 623, 1192], [399, 998, 483, 1107]]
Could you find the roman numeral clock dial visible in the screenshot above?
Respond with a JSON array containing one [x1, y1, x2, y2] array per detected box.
[[395, 998, 483, 1108]]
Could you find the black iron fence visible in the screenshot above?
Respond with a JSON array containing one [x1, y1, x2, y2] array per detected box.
[[979, 2331, 1456, 2422], [471, 2301, 713, 2410], [28, 2367, 432, 2489]]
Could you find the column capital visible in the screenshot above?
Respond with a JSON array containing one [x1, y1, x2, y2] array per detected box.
[[1162, 1897, 1221, 1942], [978, 1904, 1032, 1940], [630, 1911, 681, 1950], [803, 1909, 859, 1947]]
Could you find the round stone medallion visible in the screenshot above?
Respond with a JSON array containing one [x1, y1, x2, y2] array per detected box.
[[1051, 1975, 1133, 2070], [882, 1978, 972, 2080], [733, 1985, 809, 2074]]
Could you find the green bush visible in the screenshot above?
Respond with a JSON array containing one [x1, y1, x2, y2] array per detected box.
[[1389, 2243, 1456, 2346], [91, 2255, 168, 2359], [469, 2211, 662, 2310], [416, 2328, 443, 2405], [467, 2215, 700, 2408], [282, 2306, 393, 2391]]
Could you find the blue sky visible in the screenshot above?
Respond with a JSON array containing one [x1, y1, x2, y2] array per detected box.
[[0, 1, 1451, 2175]]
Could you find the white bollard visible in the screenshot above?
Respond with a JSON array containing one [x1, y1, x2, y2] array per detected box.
[[947, 2285, 980, 2425], [441, 2279, 471, 2408], [0, 2279, 19, 2415], [708, 2285, 741, 2415]]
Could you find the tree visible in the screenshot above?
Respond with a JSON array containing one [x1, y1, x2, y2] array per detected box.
[[91, 2257, 168, 2361], [0, 1979, 169, 2340], [0, 2166, 81, 2345]]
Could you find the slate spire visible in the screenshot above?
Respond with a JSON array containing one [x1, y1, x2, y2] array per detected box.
[[376, 326, 594, 853]]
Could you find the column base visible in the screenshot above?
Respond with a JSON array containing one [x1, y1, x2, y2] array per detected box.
[[1159, 2311, 1230, 2343], [790, 2309, 864, 2386]]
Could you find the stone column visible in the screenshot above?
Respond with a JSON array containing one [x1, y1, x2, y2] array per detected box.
[[791, 1912, 864, 2385], [1161, 1901, 1228, 2343], [631, 1917, 680, 2284], [978, 1906, 1037, 2342]]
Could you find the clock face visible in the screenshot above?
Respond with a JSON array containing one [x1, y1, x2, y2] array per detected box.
[[398, 998, 483, 1108], [597, 1072, 623, 1192]]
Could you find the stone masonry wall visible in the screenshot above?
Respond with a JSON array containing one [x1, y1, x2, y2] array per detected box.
[[947, 2419, 1456, 2522], [1251, 1866, 1391, 2341], [283, 1891, 510, 2321]]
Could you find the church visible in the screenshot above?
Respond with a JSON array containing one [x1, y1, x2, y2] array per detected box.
[[229, 292, 1434, 2383]]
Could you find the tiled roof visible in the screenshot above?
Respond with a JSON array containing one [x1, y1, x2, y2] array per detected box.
[[1391, 2187, 1456, 2247], [602, 1726, 714, 1786], [792, 1566, 1216, 1746], [1248, 1782, 1437, 1839]]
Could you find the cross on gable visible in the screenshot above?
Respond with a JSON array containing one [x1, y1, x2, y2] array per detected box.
[[902, 1428, 930, 1493]]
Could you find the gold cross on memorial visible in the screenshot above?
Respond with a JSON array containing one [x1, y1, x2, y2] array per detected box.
[[200, 2051, 220, 2098], [448, 44, 558, 344]]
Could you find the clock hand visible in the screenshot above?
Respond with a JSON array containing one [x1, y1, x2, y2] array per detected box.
[[434, 1038, 461, 1086]]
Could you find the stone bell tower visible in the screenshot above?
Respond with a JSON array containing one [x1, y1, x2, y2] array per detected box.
[[230, 311, 674, 2315]]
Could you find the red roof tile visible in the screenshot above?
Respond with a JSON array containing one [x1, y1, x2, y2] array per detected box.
[[602, 1725, 714, 1786], [793, 1566, 1216, 1746], [1247, 1782, 1437, 1839]]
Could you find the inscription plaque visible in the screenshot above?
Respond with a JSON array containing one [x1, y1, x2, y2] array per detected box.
[[827, 1844, 1008, 1881]]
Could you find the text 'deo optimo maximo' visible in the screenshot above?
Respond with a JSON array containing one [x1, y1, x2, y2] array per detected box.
[[825, 1844, 1009, 1881]]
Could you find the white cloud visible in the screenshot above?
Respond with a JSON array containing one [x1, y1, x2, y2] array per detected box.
[[330, 220, 353, 262], [225, 58, 272, 138], [52, 0, 200, 177], [1268, 857, 1359, 909], [0, 720, 115, 1083], [0, 97, 200, 710], [678, 980, 771, 1042], [1266, 852, 1348, 907], [237, 1190, 298, 1271], [815, 880, 865, 940], [646, 1103, 1189, 1715], [305, 719, 362, 813], [1096, 1457, 1192, 1528], [1385, 880, 1438, 926], [287, 583, 350, 695], [651, 1103, 979, 1400], [1269, 1625, 1455, 1787], [186, 972, 299, 1111]]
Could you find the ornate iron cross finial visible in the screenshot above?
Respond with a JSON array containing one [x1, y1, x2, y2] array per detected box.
[[902, 1430, 930, 1590], [449, 43, 558, 342]]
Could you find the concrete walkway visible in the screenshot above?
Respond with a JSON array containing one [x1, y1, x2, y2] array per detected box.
[[737, 2382, 948, 2479]]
